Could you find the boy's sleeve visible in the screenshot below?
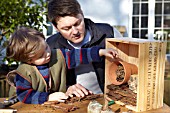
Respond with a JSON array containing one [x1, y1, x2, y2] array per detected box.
[[15, 74, 49, 104], [90, 46, 102, 61], [60, 46, 102, 69]]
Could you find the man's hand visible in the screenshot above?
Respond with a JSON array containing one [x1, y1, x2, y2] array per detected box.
[[66, 84, 93, 97]]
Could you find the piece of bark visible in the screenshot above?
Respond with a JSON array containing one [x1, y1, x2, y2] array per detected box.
[[52, 104, 79, 113], [43, 101, 59, 106], [106, 83, 137, 106], [65, 94, 102, 104]]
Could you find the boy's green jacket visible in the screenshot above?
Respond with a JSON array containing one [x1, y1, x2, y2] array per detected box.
[[6, 49, 66, 97]]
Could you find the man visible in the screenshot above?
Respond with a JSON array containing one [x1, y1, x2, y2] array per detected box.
[[47, 0, 122, 97]]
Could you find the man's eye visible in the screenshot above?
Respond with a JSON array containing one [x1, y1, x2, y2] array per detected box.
[[75, 21, 80, 27], [63, 27, 71, 30]]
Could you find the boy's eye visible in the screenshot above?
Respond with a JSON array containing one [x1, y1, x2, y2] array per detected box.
[[39, 53, 44, 58], [38, 45, 48, 58]]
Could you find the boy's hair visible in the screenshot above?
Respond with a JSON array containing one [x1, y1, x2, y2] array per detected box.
[[6, 27, 45, 63], [47, 0, 83, 27]]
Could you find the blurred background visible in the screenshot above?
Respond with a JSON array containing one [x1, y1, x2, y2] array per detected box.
[[0, 0, 170, 106]]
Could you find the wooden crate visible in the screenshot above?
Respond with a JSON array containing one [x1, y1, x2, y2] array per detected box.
[[105, 37, 167, 112]]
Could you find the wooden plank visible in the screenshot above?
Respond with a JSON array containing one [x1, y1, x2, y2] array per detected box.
[[150, 41, 158, 109], [157, 42, 167, 108], [105, 40, 113, 95], [153, 42, 160, 109], [137, 42, 149, 112]]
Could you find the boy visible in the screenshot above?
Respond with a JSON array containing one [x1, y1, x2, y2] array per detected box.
[[6, 27, 118, 104]]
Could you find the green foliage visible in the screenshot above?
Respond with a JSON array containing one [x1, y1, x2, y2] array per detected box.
[[0, 0, 47, 38], [0, 0, 47, 66]]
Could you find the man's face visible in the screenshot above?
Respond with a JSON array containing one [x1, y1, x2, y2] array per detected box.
[[55, 14, 85, 44]]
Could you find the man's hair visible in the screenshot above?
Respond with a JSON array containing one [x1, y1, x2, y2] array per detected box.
[[6, 27, 45, 63], [47, 0, 83, 27]]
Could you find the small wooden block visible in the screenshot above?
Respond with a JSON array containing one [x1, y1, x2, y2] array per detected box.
[[128, 74, 138, 93], [0, 109, 17, 113]]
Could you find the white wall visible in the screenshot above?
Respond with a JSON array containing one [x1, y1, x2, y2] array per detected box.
[[78, 0, 131, 36]]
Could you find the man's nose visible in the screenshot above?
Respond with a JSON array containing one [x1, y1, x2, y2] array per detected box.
[[72, 26, 78, 34]]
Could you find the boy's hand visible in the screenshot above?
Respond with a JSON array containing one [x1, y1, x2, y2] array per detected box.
[[99, 48, 119, 59], [48, 92, 68, 102]]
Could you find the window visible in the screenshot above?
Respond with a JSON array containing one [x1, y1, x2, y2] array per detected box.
[[132, 0, 149, 39], [131, 0, 170, 53], [155, 0, 170, 35]]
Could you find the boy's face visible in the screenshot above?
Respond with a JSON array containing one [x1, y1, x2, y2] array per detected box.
[[55, 14, 86, 44], [27, 39, 51, 65]]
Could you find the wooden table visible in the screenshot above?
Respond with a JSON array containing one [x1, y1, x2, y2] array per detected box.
[[1, 97, 170, 113]]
